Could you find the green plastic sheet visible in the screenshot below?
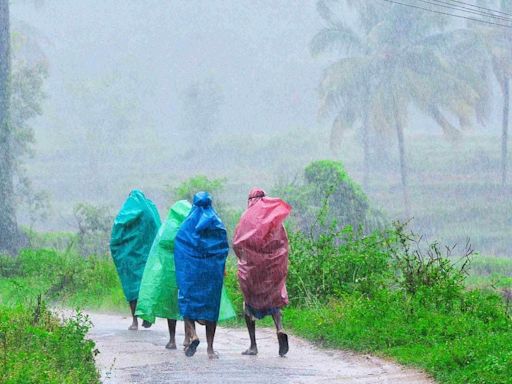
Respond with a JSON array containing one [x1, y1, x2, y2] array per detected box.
[[110, 190, 161, 302], [135, 200, 190, 323], [136, 200, 236, 324]]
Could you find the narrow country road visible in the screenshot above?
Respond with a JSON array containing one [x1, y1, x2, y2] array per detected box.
[[87, 312, 434, 384]]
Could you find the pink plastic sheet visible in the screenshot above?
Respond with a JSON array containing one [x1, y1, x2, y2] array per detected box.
[[233, 188, 292, 310]]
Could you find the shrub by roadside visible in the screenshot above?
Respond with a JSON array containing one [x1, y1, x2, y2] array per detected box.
[[0, 299, 99, 384]]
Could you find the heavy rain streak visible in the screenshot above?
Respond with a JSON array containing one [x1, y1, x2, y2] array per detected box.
[[0, 1, 511, 384]]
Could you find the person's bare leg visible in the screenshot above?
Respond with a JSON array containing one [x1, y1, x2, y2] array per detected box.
[[128, 300, 138, 330], [272, 310, 289, 357], [166, 319, 177, 349], [241, 314, 258, 355], [183, 320, 195, 348], [184, 318, 199, 357], [205, 321, 219, 359]]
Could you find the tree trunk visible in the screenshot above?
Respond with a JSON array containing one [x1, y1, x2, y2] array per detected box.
[[0, 0, 18, 254], [395, 114, 410, 218], [429, 106, 461, 141], [501, 78, 509, 186], [362, 113, 370, 189]]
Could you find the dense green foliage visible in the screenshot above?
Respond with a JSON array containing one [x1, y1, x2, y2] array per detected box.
[[0, 301, 99, 383], [276, 160, 386, 235], [287, 228, 391, 303]]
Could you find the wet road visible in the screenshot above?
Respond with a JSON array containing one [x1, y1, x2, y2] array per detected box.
[[87, 312, 434, 384]]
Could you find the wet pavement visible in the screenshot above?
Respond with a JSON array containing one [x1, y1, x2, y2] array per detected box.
[[87, 312, 434, 384]]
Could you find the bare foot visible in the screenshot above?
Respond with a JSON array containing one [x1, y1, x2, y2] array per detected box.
[[185, 339, 199, 357], [128, 322, 138, 331], [277, 331, 289, 357], [208, 349, 219, 359], [165, 341, 177, 350], [242, 346, 258, 356], [183, 337, 191, 348]]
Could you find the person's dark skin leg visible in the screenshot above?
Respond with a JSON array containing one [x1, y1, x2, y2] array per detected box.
[[128, 300, 138, 330], [241, 314, 258, 355], [183, 320, 195, 348], [166, 319, 177, 349], [184, 318, 200, 357], [272, 309, 289, 357], [205, 321, 219, 359]]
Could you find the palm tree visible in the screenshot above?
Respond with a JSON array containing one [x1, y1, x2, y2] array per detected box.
[[311, 0, 489, 215], [0, 0, 18, 254], [473, 1, 512, 186]]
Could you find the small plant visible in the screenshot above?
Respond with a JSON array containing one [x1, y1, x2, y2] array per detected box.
[[74, 203, 114, 257], [390, 221, 474, 308]]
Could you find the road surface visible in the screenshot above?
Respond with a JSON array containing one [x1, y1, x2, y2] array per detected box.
[[87, 312, 434, 384]]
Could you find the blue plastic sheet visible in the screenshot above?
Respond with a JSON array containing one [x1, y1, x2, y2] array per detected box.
[[110, 190, 161, 302], [174, 192, 229, 322]]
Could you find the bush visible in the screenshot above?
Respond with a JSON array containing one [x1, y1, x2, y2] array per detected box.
[[287, 226, 392, 305], [73, 203, 114, 257], [275, 160, 386, 236], [0, 299, 99, 383], [389, 222, 474, 310]]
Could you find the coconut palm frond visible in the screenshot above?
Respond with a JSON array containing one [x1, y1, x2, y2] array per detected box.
[[310, 24, 363, 57]]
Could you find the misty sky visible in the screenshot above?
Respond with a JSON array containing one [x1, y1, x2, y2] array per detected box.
[[12, 1, 325, 141]]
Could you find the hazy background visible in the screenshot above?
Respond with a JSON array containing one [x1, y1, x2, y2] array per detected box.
[[10, 0, 512, 256]]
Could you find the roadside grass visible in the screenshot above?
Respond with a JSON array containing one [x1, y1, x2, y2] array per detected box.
[[0, 249, 125, 312], [284, 291, 512, 384]]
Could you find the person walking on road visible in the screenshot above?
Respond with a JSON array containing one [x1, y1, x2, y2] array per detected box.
[[233, 188, 292, 357], [174, 191, 229, 359]]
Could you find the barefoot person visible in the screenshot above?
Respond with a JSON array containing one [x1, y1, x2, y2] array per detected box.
[[233, 188, 292, 357], [110, 190, 161, 330], [135, 200, 193, 348], [174, 191, 229, 359]]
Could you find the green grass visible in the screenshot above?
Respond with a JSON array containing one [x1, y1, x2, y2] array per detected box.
[[0, 249, 126, 312]]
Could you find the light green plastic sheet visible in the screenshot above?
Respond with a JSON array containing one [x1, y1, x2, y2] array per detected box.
[[136, 200, 236, 324]]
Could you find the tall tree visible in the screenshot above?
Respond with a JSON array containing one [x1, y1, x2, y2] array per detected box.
[[474, 1, 512, 185], [0, 0, 18, 254], [311, 0, 489, 215]]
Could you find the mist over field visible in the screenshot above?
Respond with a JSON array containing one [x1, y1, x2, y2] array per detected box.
[[7, 0, 512, 256]]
